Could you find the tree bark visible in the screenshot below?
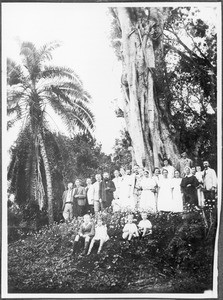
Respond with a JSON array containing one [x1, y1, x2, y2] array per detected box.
[[38, 133, 54, 225], [115, 7, 180, 171]]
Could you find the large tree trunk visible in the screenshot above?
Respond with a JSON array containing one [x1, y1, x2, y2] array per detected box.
[[115, 7, 180, 172], [38, 133, 54, 225]]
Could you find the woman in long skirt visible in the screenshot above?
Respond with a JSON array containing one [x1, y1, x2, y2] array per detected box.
[[138, 170, 157, 213], [119, 167, 135, 210], [157, 169, 173, 212], [180, 167, 199, 208]]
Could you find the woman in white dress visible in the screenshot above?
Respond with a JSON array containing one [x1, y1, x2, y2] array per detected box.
[[157, 168, 173, 212], [161, 158, 175, 179], [138, 170, 157, 213], [119, 167, 135, 210], [195, 165, 205, 208], [171, 170, 183, 212]]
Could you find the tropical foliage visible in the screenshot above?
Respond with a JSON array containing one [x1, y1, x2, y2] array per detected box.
[[7, 41, 94, 224]]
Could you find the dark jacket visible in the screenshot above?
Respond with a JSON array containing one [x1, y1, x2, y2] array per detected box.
[[101, 179, 116, 208]]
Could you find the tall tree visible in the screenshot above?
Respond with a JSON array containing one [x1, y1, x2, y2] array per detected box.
[[7, 41, 94, 224], [110, 7, 217, 170], [110, 7, 179, 171]]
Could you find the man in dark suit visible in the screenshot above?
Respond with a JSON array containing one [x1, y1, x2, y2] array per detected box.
[[101, 172, 116, 209], [62, 182, 74, 222], [73, 179, 87, 217]]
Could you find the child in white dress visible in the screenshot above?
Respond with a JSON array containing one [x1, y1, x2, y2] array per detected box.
[[122, 214, 139, 240], [87, 218, 109, 254], [138, 212, 152, 237]]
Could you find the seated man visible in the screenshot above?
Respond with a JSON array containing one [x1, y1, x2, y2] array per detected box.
[[72, 214, 95, 256]]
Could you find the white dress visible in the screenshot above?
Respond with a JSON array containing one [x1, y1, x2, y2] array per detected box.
[[157, 177, 173, 212], [119, 175, 135, 210], [171, 178, 183, 212], [94, 225, 109, 241], [138, 177, 157, 213]]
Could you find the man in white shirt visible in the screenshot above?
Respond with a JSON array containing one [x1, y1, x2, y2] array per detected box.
[[92, 174, 103, 215], [62, 182, 74, 222], [202, 161, 217, 207]]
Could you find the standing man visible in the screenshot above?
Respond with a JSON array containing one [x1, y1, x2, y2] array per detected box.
[[73, 179, 87, 217], [101, 172, 116, 209], [202, 161, 217, 207], [178, 152, 193, 177], [85, 178, 94, 215], [62, 182, 74, 222], [92, 174, 103, 215]]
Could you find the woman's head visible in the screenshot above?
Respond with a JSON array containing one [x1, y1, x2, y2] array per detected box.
[[162, 168, 168, 178], [144, 169, 150, 177], [153, 167, 160, 176], [184, 167, 191, 175], [174, 170, 180, 178]]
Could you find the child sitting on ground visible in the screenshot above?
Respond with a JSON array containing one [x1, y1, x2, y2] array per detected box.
[[122, 213, 139, 241], [72, 214, 95, 256], [138, 211, 152, 238], [87, 217, 109, 255]]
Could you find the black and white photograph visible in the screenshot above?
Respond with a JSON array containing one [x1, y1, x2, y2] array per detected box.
[[1, 1, 222, 298]]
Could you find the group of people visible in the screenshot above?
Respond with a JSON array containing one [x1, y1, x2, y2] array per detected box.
[[62, 153, 218, 222], [72, 211, 152, 256]]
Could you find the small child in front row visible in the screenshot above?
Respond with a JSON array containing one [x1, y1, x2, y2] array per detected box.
[[122, 214, 139, 241], [87, 218, 109, 254], [138, 212, 152, 238]]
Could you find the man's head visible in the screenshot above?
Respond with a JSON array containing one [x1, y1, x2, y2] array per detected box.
[[86, 178, 92, 185], [196, 165, 202, 172], [191, 167, 196, 175], [133, 165, 139, 174], [83, 214, 91, 223], [75, 179, 81, 187], [114, 170, 119, 178], [95, 174, 102, 182], [181, 152, 187, 159], [203, 161, 210, 169], [67, 182, 73, 190], [103, 172, 110, 180]]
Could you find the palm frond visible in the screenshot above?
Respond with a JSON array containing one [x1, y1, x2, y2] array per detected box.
[[45, 90, 94, 130], [7, 58, 23, 86], [38, 41, 61, 63], [41, 65, 83, 85]]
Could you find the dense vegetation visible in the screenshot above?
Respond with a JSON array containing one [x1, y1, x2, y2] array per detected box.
[[8, 208, 217, 293]]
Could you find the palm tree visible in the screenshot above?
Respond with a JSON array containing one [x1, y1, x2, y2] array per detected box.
[[7, 41, 94, 225]]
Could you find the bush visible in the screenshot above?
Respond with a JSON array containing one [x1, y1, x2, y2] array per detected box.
[[8, 208, 217, 293]]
